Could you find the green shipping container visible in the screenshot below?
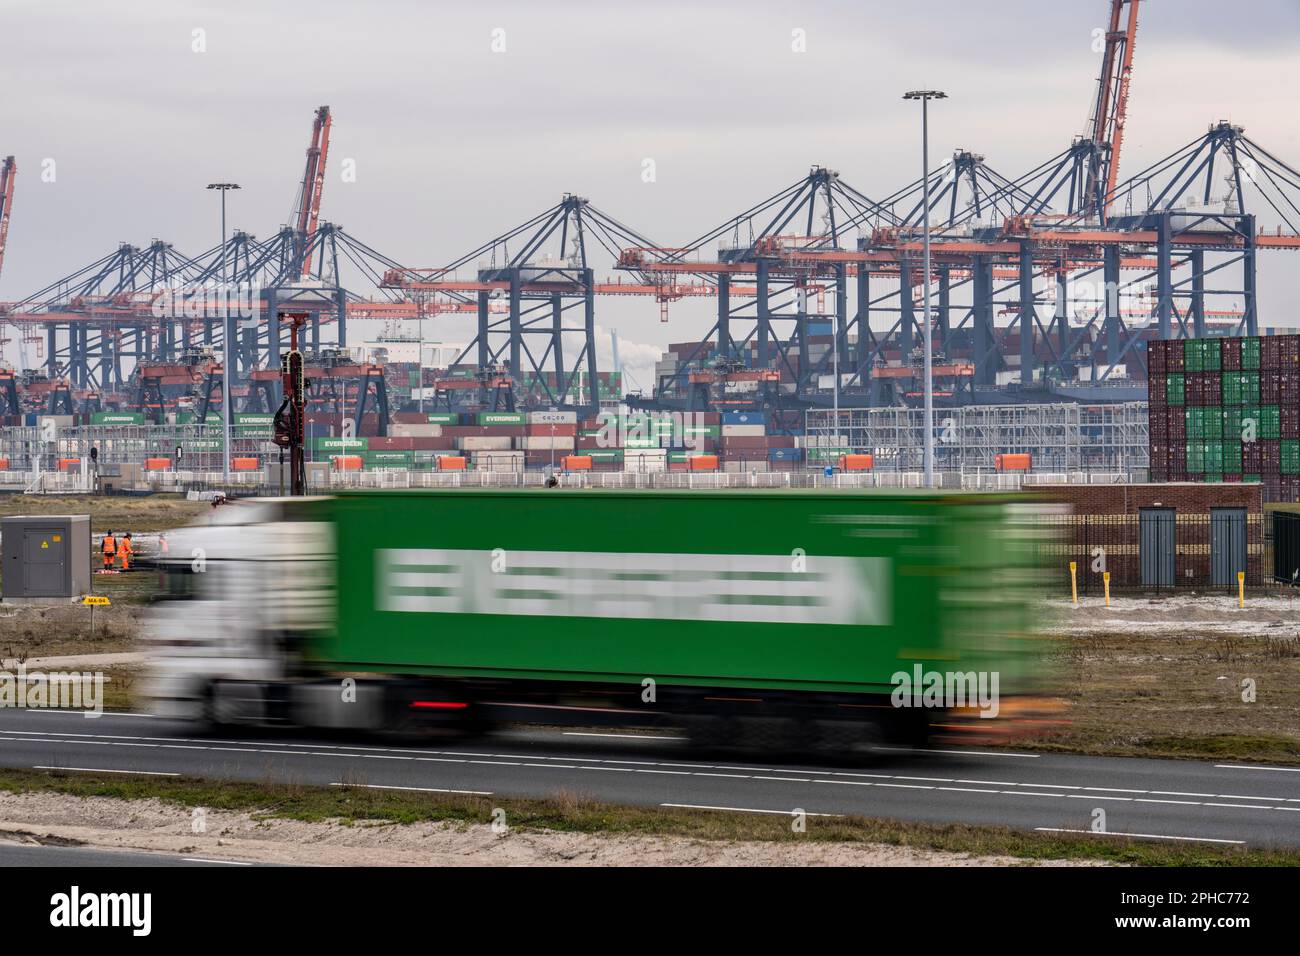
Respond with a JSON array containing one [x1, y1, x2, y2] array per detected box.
[[1241, 405, 1262, 440], [1203, 338, 1222, 371], [1283, 440, 1300, 475], [311, 437, 367, 452], [1240, 372, 1261, 404], [1241, 337, 1261, 370], [426, 413, 460, 425], [1222, 441, 1243, 474], [1223, 407, 1243, 441], [1186, 443, 1204, 473], [367, 451, 414, 467], [91, 412, 145, 426], [1166, 373, 1185, 406], [477, 412, 526, 426], [1204, 441, 1224, 474], [309, 490, 1046, 697], [1260, 405, 1281, 440], [1221, 373, 1242, 405], [1185, 339, 1204, 372], [1205, 409, 1223, 440], [1185, 407, 1203, 440]]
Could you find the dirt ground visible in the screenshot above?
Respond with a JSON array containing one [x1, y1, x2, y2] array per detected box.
[[0, 791, 1099, 867], [1027, 593, 1300, 761], [0, 494, 209, 532]]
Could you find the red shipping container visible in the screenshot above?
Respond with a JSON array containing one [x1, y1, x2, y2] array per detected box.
[[1282, 406, 1300, 439], [1279, 336, 1300, 366], [721, 436, 767, 450], [526, 424, 577, 437], [1223, 473, 1242, 482], [1167, 345, 1185, 372], [442, 426, 523, 438], [1244, 441, 1263, 472], [1148, 341, 1166, 374], [1168, 413, 1186, 443], [1261, 370, 1280, 404], [1221, 337, 1241, 371], [1148, 408, 1169, 442], [1261, 439, 1281, 474], [368, 437, 415, 451], [765, 435, 796, 448], [408, 437, 457, 450], [1265, 336, 1284, 368]]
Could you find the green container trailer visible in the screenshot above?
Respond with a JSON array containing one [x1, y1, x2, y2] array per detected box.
[[145, 490, 1052, 746]]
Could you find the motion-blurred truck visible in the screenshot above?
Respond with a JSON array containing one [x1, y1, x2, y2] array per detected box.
[[145, 489, 1054, 751]]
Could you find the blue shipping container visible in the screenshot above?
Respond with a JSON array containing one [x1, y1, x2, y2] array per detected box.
[[768, 448, 804, 461], [722, 411, 767, 426]]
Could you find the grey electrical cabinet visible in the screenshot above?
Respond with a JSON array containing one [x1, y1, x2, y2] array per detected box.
[[1, 515, 92, 601]]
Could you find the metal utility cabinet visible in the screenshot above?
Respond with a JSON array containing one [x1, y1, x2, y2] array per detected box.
[[1, 515, 91, 602]]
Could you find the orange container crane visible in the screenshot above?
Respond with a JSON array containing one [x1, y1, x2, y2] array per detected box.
[[294, 106, 332, 279]]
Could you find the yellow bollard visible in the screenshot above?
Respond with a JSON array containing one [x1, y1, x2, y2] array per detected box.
[[1069, 561, 1078, 608], [1238, 570, 1245, 609], [1103, 570, 1111, 607]]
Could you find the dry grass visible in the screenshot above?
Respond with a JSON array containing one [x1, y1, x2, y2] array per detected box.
[[1024, 629, 1300, 763], [0, 493, 208, 532]]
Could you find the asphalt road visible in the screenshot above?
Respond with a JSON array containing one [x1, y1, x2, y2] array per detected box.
[[2, 709, 1299, 849], [0, 841, 257, 866]]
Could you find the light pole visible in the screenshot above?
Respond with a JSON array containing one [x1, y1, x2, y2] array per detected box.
[[207, 183, 240, 483], [903, 90, 945, 489]]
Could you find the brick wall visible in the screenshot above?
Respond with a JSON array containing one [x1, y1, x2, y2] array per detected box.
[[1038, 483, 1263, 591]]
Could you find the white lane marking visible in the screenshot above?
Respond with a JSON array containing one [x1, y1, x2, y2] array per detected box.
[[9, 729, 1300, 814], [562, 732, 687, 741], [34, 766, 179, 776], [329, 783, 492, 795], [1000, 791, 1065, 798], [183, 858, 253, 866], [874, 746, 1039, 759], [35, 711, 156, 718], [1215, 764, 1300, 773], [1035, 827, 1245, 846], [662, 803, 843, 817]]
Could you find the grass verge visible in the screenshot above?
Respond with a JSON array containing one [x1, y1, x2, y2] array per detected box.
[[1, 767, 1296, 866]]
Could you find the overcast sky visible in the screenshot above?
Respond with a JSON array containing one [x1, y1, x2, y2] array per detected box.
[[1, 0, 1298, 384]]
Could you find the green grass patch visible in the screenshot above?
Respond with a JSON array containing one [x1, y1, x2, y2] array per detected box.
[[1, 767, 1297, 866]]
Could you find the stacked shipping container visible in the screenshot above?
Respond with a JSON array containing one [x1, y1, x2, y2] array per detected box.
[[1147, 334, 1300, 501]]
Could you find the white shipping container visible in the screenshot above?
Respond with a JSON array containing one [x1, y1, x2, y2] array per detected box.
[[721, 424, 766, 438], [390, 424, 443, 438], [622, 454, 667, 473], [459, 436, 514, 451], [473, 451, 524, 472], [521, 436, 576, 451], [526, 410, 578, 425]]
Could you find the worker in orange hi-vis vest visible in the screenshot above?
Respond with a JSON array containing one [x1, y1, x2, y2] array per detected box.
[[117, 533, 133, 572], [101, 531, 117, 571]]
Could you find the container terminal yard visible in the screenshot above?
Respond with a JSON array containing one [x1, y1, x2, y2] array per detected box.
[[0, 0, 1296, 926]]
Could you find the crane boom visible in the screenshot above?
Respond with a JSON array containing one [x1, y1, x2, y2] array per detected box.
[[0, 156, 15, 280], [1086, 0, 1141, 219], [294, 106, 332, 279]]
